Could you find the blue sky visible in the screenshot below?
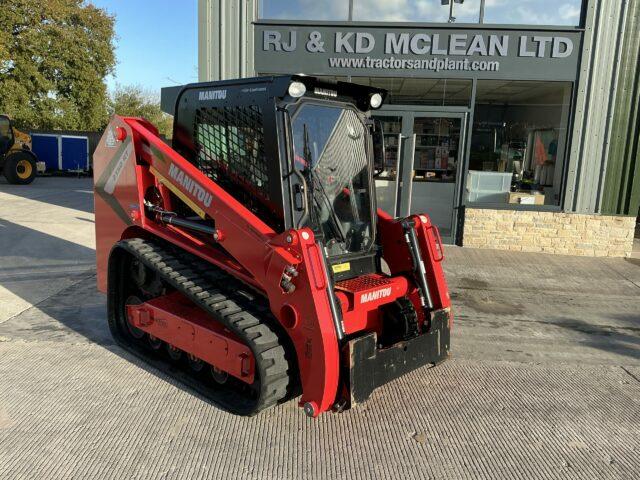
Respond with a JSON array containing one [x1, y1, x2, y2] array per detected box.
[[90, 0, 198, 96]]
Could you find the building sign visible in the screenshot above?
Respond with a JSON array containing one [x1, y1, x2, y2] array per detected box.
[[254, 24, 581, 81]]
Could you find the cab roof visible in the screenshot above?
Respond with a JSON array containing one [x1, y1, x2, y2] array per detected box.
[[160, 75, 386, 116]]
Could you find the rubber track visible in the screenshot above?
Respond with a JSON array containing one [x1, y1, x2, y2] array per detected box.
[[112, 238, 290, 415]]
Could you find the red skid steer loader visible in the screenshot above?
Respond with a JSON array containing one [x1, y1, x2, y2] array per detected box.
[[93, 75, 451, 417]]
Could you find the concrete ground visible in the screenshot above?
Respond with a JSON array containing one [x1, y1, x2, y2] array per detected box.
[[0, 177, 639, 480]]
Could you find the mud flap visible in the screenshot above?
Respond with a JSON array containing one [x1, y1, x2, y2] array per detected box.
[[347, 309, 450, 405]]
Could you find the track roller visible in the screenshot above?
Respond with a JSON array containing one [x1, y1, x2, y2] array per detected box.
[[166, 344, 183, 361], [187, 354, 205, 372], [148, 334, 163, 350], [210, 366, 229, 384]]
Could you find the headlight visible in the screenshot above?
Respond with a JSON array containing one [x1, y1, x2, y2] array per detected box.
[[288, 81, 307, 98], [369, 93, 383, 109]]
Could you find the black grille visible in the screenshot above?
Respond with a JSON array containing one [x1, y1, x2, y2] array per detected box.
[[193, 105, 280, 229]]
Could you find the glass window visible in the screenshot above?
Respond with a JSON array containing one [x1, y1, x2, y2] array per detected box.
[[260, 0, 349, 20], [411, 117, 462, 184], [353, 0, 482, 23], [357, 78, 472, 107], [373, 115, 402, 216], [409, 116, 463, 237], [259, 0, 583, 25], [290, 103, 375, 256], [467, 80, 573, 207], [483, 0, 583, 26]]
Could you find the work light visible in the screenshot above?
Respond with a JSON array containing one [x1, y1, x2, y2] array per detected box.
[[288, 81, 306, 98], [369, 93, 383, 109]]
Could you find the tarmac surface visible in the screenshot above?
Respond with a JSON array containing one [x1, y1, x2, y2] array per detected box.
[[0, 177, 639, 479]]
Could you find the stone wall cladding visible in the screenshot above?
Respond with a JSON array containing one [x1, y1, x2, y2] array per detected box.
[[463, 209, 636, 257]]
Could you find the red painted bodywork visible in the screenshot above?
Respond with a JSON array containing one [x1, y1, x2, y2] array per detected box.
[[93, 115, 452, 416], [335, 274, 411, 335], [127, 292, 255, 382]]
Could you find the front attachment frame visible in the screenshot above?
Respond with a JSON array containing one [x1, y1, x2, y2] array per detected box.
[[346, 308, 451, 405]]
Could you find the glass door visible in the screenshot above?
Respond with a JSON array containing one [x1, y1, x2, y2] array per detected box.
[[374, 110, 467, 244], [402, 114, 465, 243]]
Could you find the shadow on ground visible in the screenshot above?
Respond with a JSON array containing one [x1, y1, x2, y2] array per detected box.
[[0, 219, 95, 304], [548, 315, 640, 361], [0, 176, 94, 213]]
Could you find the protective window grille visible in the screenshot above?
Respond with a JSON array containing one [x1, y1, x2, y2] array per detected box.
[[194, 105, 270, 212]]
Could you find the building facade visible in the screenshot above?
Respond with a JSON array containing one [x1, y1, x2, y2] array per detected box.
[[197, 0, 639, 256]]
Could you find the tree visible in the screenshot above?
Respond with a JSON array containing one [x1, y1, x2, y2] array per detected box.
[[0, 0, 115, 130], [109, 84, 173, 138]]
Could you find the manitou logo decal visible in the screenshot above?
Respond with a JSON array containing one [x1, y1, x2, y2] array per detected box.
[[360, 287, 392, 304], [198, 89, 227, 101], [168, 163, 213, 208]]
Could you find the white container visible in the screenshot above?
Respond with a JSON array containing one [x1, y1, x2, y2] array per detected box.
[[466, 170, 512, 204]]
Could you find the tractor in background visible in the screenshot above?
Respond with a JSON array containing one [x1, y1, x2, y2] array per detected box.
[[0, 114, 45, 184]]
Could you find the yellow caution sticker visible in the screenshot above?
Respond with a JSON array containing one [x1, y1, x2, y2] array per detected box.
[[150, 166, 206, 219], [332, 262, 351, 274]]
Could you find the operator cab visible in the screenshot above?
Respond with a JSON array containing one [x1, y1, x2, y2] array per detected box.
[[164, 75, 387, 281], [0, 115, 15, 156]]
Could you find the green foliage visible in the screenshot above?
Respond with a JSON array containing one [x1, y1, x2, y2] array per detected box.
[[109, 84, 173, 138], [0, 0, 115, 130]]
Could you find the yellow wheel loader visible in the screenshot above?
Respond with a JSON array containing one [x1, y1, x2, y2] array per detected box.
[[0, 115, 45, 184]]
